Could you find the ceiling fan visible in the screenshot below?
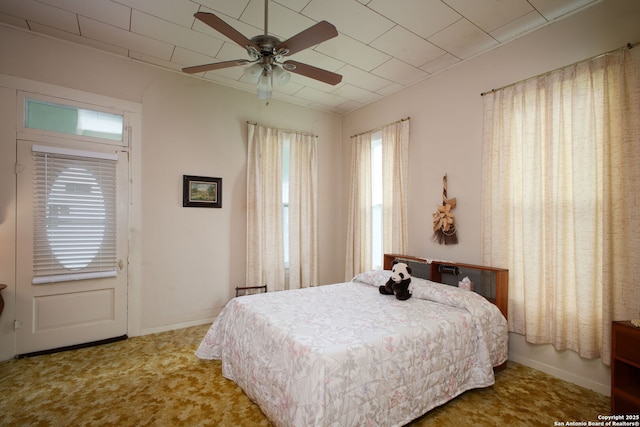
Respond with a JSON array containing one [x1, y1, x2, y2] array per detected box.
[[182, 0, 343, 99]]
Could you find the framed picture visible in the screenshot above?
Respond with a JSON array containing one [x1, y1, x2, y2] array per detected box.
[[183, 175, 222, 208]]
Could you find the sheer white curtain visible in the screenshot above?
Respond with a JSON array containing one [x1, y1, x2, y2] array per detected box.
[[344, 133, 372, 279], [482, 47, 640, 363], [246, 123, 318, 291], [345, 119, 409, 279], [288, 132, 318, 289]]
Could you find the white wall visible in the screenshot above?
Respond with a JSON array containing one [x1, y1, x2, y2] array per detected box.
[[341, 0, 640, 395], [0, 24, 343, 360]]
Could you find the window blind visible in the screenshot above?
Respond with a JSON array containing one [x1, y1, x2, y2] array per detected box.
[[32, 145, 118, 284]]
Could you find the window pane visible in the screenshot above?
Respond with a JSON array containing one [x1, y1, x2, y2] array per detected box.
[[25, 98, 124, 142], [33, 149, 117, 283]]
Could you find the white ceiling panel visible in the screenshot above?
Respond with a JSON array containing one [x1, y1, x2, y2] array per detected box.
[[331, 84, 382, 104], [131, 10, 223, 57], [489, 10, 547, 43], [241, 0, 316, 40], [117, 0, 199, 27], [529, 0, 596, 20], [79, 15, 174, 60], [0, 0, 599, 114], [338, 64, 393, 92], [443, 0, 534, 33], [37, 0, 131, 30], [371, 58, 429, 85], [371, 25, 445, 68], [420, 52, 460, 74], [273, 0, 309, 13], [30, 21, 129, 57], [428, 19, 499, 59], [367, 0, 461, 39], [171, 47, 216, 69], [1, 0, 79, 34], [315, 34, 391, 72], [302, 0, 394, 44], [0, 12, 29, 29]]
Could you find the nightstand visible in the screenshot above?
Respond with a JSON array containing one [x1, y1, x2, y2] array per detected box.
[[611, 321, 640, 414]]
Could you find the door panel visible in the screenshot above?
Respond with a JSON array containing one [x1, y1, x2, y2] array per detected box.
[[15, 139, 128, 355]]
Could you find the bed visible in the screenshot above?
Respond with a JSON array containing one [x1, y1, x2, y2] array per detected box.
[[196, 254, 508, 427]]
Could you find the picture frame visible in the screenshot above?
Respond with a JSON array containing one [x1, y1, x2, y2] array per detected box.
[[183, 175, 222, 208]]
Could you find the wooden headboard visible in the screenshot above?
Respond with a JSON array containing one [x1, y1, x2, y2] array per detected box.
[[384, 253, 509, 320]]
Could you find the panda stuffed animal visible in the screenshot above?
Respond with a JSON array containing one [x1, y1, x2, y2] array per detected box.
[[379, 261, 413, 300]]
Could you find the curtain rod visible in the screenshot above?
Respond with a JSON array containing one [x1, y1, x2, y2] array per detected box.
[[480, 41, 638, 97], [350, 116, 410, 139], [246, 121, 317, 138]]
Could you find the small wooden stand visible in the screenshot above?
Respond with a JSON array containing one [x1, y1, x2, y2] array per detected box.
[[235, 285, 267, 297]]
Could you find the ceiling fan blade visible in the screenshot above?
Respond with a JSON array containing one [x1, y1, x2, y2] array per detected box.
[[182, 59, 250, 74], [194, 12, 258, 50], [276, 21, 338, 56], [283, 60, 342, 85]]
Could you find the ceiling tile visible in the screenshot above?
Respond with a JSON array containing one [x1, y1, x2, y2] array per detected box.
[[295, 86, 350, 108], [443, 0, 534, 33], [171, 46, 216, 68], [79, 15, 174, 60], [371, 25, 445, 67], [0, 0, 79, 34], [272, 0, 309, 13], [371, 58, 428, 85], [302, 0, 395, 44], [117, 0, 199, 27], [338, 64, 393, 92], [37, 0, 131, 30], [367, 0, 461, 39], [375, 82, 404, 96], [529, 0, 596, 21], [428, 19, 499, 60], [420, 52, 460, 74], [131, 10, 223, 57], [0, 12, 30, 29], [489, 10, 546, 42], [240, 0, 315, 40], [331, 84, 382, 104], [193, 0, 251, 19], [314, 34, 391, 72], [130, 50, 183, 71], [30, 21, 128, 56]]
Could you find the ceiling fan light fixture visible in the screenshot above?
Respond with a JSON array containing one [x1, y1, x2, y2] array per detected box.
[[257, 69, 273, 100], [245, 62, 263, 83], [273, 65, 291, 86]]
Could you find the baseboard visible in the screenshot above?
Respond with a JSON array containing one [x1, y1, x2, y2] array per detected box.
[[137, 318, 215, 337], [509, 353, 610, 396]]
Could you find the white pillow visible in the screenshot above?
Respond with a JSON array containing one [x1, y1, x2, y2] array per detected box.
[[352, 270, 392, 287]]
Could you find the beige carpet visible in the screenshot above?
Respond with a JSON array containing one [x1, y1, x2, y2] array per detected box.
[[0, 324, 610, 426]]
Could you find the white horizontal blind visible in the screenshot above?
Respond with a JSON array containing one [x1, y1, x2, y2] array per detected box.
[[32, 146, 117, 284]]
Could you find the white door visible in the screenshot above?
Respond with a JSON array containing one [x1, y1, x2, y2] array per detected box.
[[14, 97, 130, 356]]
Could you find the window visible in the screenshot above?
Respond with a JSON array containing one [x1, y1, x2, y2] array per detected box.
[[25, 98, 124, 142], [32, 145, 117, 284], [246, 123, 318, 291], [481, 46, 640, 362], [345, 119, 409, 278]]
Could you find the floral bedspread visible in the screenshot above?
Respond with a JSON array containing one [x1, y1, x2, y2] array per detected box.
[[196, 274, 508, 427]]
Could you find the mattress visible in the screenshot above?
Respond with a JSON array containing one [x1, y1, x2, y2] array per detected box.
[[196, 272, 508, 427]]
